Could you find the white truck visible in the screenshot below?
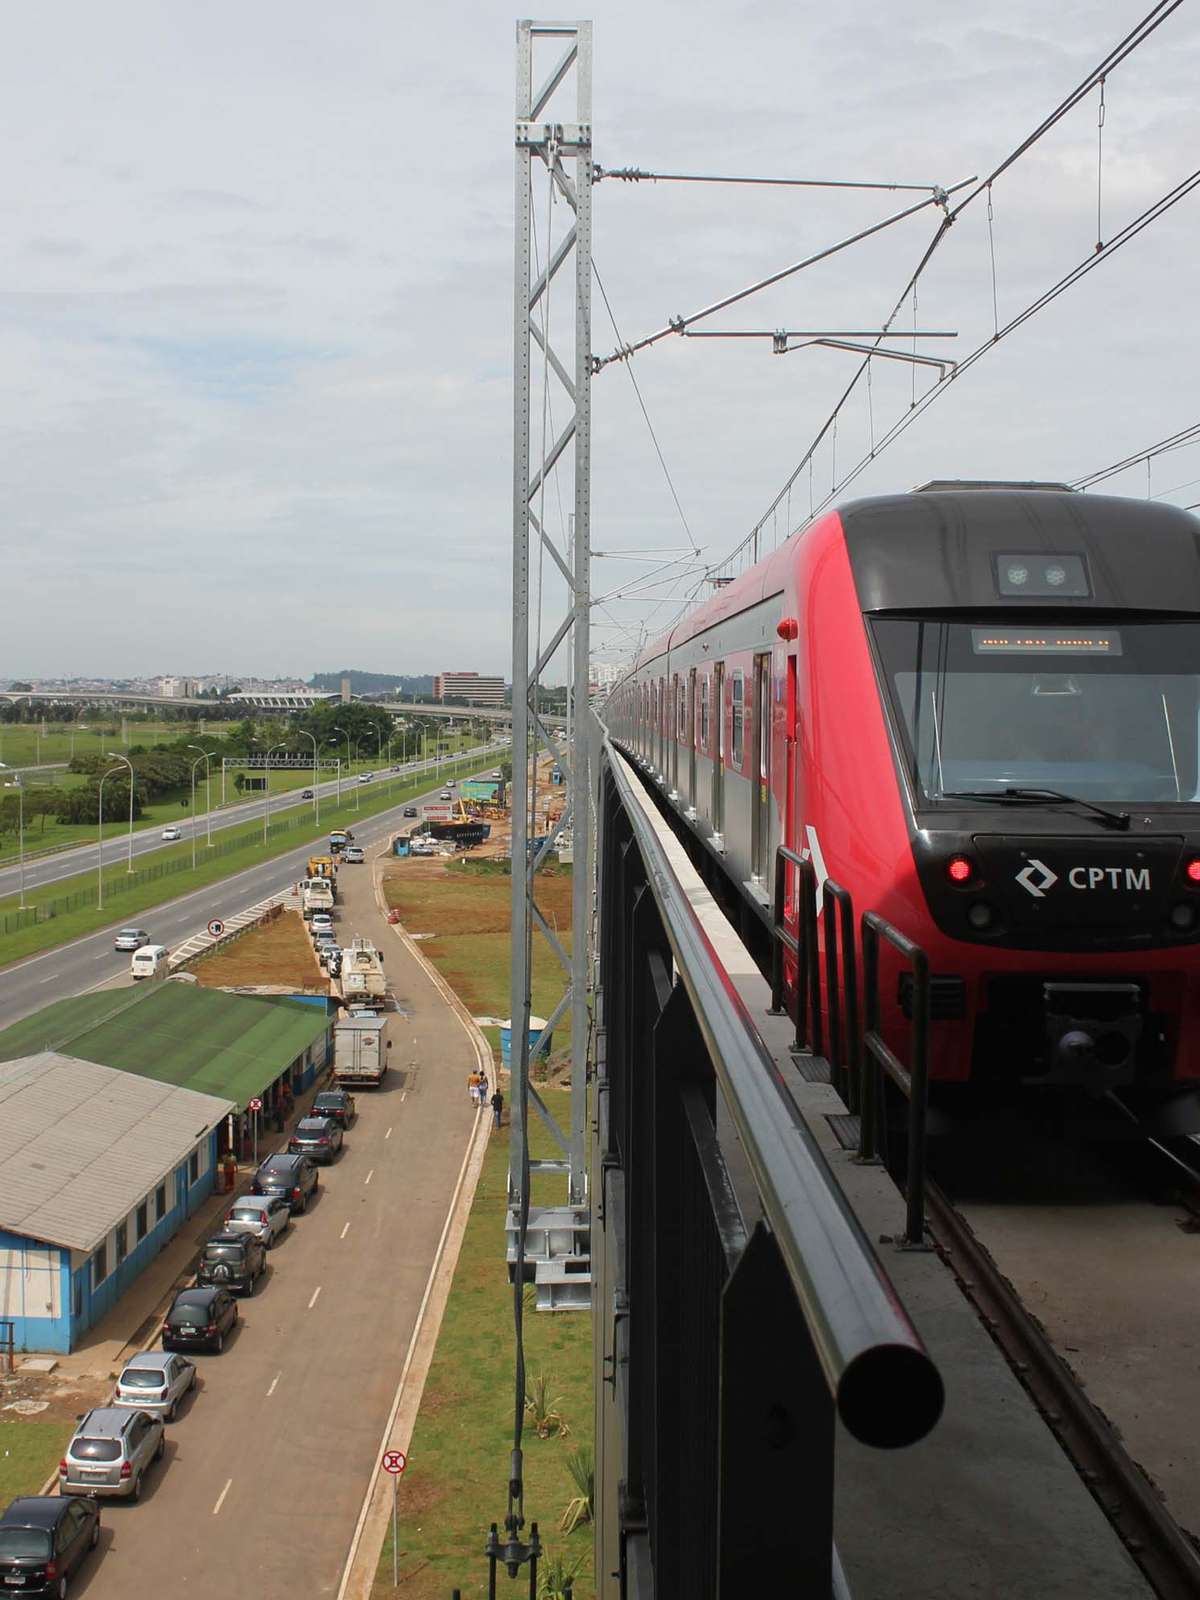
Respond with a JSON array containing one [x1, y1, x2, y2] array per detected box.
[[301, 878, 335, 920], [339, 938, 388, 1005], [332, 1013, 389, 1087]]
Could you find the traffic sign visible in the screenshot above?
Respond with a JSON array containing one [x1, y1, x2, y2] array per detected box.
[[207, 919, 225, 937], [382, 1449, 407, 1476], [248, 1097, 263, 1113]]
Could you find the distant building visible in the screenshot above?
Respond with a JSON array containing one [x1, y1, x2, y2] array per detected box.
[[433, 672, 507, 707], [589, 661, 623, 695], [159, 677, 194, 699], [226, 687, 336, 711]]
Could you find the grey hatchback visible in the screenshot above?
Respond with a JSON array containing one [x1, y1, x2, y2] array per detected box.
[[60, 1407, 164, 1501], [288, 1115, 343, 1164]]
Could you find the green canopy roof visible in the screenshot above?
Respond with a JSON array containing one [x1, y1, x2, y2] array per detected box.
[[0, 984, 330, 1108]]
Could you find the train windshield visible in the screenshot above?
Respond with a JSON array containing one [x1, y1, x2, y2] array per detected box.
[[871, 616, 1200, 805]]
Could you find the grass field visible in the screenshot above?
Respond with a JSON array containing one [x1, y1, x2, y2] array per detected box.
[[190, 907, 325, 990], [375, 854, 590, 1598], [0, 746, 497, 966], [0, 721, 201, 768], [0, 1421, 74, 1503]]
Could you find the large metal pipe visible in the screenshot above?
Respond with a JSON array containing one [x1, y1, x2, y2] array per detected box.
[[604, 740, 943, 1448]]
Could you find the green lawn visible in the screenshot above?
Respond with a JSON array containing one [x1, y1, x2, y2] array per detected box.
[[0, 721, 200, 768], [375, 1116, 593, 1600], [0, 1421, 74, 1502], [0, 746, 495, 964]]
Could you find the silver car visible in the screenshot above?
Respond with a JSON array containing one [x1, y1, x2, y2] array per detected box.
[[224, 1193, 290, 1248], [60, 1407, 164, 1501], [113, 1351, 196, 1420]]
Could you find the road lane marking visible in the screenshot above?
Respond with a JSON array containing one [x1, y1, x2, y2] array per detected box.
[[308, 1286, 322, 1309], [385, 1127, 392, 1139], [213, 1478, 232, 1515], [340, 1222, 350, 1240], [400, 1092, 407, 1103], [38, 975, 57, 983], [365, 1168, 375, 1186], [266, 1372, 281, 1397], [94, 953, 111, 961]]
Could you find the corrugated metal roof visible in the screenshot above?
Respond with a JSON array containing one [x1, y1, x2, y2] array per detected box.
[[0, 985, 331, 1108], [0, 1053, 235, 1253]]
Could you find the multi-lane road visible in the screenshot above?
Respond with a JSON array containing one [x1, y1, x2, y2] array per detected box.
[[0, 755, 499, 1030], [0, 748, 490, 899]]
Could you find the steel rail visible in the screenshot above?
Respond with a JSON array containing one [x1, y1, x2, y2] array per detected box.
[[605, 741, 944, 1447], [927, 1181, 1200, 1598]]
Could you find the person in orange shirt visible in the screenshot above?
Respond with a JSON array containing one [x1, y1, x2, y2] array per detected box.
[[468, 1068, 482, 1105]]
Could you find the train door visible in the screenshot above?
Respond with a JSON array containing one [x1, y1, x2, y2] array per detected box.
[[785, 653, 797, 858], [751, 653, 771, 882], [658, 678, 665, 772], [688, 667, 697, 803], [670, 674, 680, 790], [712, 662, 725, 834]]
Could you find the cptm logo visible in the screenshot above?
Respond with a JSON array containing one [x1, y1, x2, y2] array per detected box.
[[1015, 859, 1151, 898]]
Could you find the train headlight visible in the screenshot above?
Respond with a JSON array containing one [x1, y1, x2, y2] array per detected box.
[[1004, 563, 1029, 587], [1044, 563, 1068, 587], [1170, 902, 1197, 931], [946, 855, 974, 884], [967, 902, 995, 930]]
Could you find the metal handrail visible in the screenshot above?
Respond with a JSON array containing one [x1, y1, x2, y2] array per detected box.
[[822, 879, 860, 1112], [860, 911, 931, 1247], [769, 845, 821, 1056], [606, 742, 943, 1447]]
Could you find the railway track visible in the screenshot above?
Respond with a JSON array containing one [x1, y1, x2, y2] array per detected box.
[[928, 1171, 1200, 1599]]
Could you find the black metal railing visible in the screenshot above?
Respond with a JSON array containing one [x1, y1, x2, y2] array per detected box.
[[768, 845, 821, 1055], [595, 743, 943, 1599], [861, 911, 931, 1247]]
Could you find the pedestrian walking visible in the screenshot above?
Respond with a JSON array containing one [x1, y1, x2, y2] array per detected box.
[[491, 1090, 504, 1129], [468, 1068, 481, 1105], [478, 1073, 489, 1107]]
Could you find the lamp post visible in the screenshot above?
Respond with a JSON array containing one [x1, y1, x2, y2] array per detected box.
[[264, 742, 287, 844], [187, 745, 216, 849], [297, 729, 320, 826], [97, 764, 124, 909], [106, 752, 135, 871], [333, 726, 358, 811], [3, 778, 26, 909]]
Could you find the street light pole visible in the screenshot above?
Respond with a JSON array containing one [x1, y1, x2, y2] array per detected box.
[[107, 752, 135, 871], [97, 764, 124, 910], [187, 745, 216, 848], [334, 726, 357, 811], [3, 779, 26, 909], [187, 754, 209, 870], [298, 730, 320, 827], [264, 742, 287, 845]]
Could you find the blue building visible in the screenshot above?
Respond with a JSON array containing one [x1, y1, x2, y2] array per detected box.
[[0, 1052, 234, 1353]]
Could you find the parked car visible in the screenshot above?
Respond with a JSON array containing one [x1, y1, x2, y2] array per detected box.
[[0, 1495, 100, 1594], [112, 1351, 195, 1420], [224, 1193, 290, 1249], [288, 1116, 343, 1164], [60, 1407, 164, 1502], [301, 788, 314, 799], [312, 1088, 356, 1127], [113, 927, 149, 952], [403, 806, 418, 818], [251, 1152, 319, 1213], [310, 912, 334, 933], [160, 825, 183, 841], [161, 1286, 238, 1354], [341, 845, 365, 863], [195, 1233, 266, 1296]]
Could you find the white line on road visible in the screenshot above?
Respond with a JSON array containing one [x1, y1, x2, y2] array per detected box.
[[364, 1169, 374, 1186], [94, 952, 111, 961], [266, 1372, 281, 1397], [340, 1222, 350, 1240], [385, 1127, 392, 1139], [308, 1286, 322, 1309], [213, 1478, 233, 1515], [400, 1091, 407, 1103], [37, 975, 57, 983]]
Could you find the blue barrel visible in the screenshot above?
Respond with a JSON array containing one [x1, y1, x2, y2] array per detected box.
[[500, 1016, 552, 1068]]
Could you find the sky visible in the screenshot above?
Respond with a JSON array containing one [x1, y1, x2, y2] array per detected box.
[[2, 0, 1197, 680]]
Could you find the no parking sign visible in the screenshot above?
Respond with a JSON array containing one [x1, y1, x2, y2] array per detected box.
[[207, 919, 225, 937]]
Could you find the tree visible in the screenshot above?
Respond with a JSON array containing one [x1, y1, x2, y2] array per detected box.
[[54, 780, 143, 825]]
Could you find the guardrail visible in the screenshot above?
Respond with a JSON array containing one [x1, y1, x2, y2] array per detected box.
[[595, 742, 943, 1597]]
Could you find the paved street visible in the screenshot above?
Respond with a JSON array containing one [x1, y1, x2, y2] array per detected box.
[[0, 747, 494, 899], [62, 829, 486, 1597], [0, 757, 498, 1029]]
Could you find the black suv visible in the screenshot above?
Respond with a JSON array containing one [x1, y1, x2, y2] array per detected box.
[[162, 1286, 238, 1353], [252, 1152, 319, 1214], [312, 1088, 356, 1127], [288, 1116, 343, 1164], [0, 1496, 100, 1595], [196, 1232, 266, 1296]]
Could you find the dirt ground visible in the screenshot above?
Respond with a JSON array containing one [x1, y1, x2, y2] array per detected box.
[[189, 907, 326, 991], [388, 756, 567, 879], [1, 1364, 110, 1424]]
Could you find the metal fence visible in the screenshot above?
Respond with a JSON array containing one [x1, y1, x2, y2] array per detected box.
[[593, 743, 943, 1598]]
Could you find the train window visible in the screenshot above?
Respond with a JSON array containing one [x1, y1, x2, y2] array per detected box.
[[699, 676, 709, 748], [731, 671, 744, 766], [677, 677, 687, 738], [872, 615, 1200, 805]]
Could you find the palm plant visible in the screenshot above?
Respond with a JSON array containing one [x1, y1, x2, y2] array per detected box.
[[524, 1371, 570, 1439], [559, 1444, 593, 1533]]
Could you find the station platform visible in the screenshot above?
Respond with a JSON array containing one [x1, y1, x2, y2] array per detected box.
[[641, 798, 1153, 1600]]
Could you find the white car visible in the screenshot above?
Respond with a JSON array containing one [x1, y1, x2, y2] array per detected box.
[[223, 1194, 291, 1250], [112, 1351, 196, 1421], [161, 825, 183, 841], [439, 790, 452, 800], [311, 912, 334, 933], [113, 927, 150, 952], [358, 774, 370, 785]]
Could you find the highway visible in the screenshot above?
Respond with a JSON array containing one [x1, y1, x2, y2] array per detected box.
[[0, 763, 494, 1030], [0, 747, 497, 900]]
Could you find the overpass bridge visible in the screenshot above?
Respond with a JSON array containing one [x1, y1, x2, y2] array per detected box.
[[0, 689, 557, 726]]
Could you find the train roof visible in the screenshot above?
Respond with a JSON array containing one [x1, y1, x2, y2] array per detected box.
[[629, 487, 1200, 672]]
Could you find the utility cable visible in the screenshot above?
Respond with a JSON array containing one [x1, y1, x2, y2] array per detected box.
[[1071, 421, 1200, 488]]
